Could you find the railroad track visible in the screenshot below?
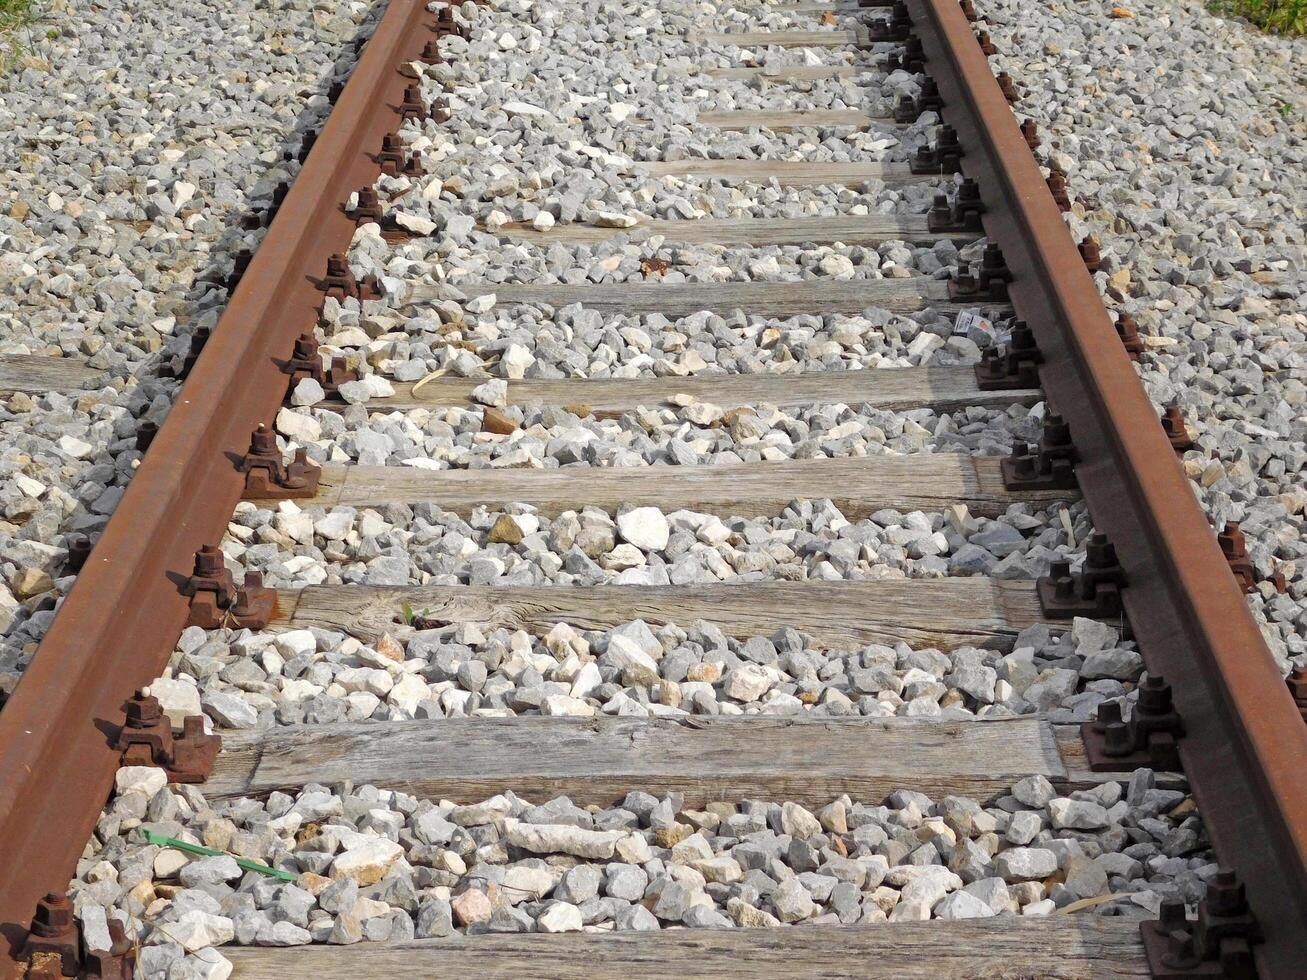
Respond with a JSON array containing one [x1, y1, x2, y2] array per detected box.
[[1, 0, 1303, 977]]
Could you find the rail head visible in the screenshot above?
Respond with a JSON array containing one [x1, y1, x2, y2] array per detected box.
[[906, 0, 1307, 974]]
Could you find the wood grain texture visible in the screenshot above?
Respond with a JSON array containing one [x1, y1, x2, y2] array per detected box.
[[273, 578, 1050, 649], [300, 455, 1073, 519], [705, 29, 856, 47], [787, 0, 883, 10], [701, 65, 861, 80], [223, 918, 1148, 979], [493, 215, 970, 247], [343, 366, 1040, 418], [205, 715, 1155, 806], [0, 355, 106, 394], [1054, 726, 1187, 792], [405, 280, 997, 317], [695, 109, 897, 131], [632, 158, 923, 187]]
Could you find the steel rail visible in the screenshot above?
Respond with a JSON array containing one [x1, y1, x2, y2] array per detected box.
[[907, 0, 1307, 974], [0, 1, 433, 969]]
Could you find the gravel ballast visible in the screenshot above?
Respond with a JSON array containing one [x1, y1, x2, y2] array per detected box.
[[0, 1, 378, 695], [983, 0, 1306, 663], [79, 774, 1209, 977]]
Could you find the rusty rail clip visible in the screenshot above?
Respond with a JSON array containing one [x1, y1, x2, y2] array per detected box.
[[282, 330, 360, 398], [1037, 533, 1126, 618], [1162, 405, 1194, 453], [975, 319, 1042, 390], [319, 253, 381, 302], [1140, 873, 1261, 978], [1081, 676, 1183, 771], [894, 77, 944, 122], [375, 133, 423, 178], [20, 892, 135, 980], [928, 177, 985, 232], [1001, 413, 1077, 490], [181, 544, 276, 630], [868, 1, 912, 42], [948, 243, 1012, 302], [1046, 171, 1072, 211], [911, 125, 963, 175], [1115, 313, 1146, 360], [114, 690, 221, 783], [431, 4, 466, 39], [239, 424, 321, 499], [884, 35, 925, 72]]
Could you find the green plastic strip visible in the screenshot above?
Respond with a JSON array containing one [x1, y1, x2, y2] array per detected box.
[[142, 828, 298, 882]]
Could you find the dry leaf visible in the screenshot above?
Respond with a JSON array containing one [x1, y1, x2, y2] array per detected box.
[[1057, 892, 1134, 914], [821, 11, 837, 24], [408, 364, 450, 396], [1111, 5, 1135, 16], [641, 257, 670, 275]]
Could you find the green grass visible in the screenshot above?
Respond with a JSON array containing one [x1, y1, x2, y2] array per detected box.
[[1212, 0, 1307, 34], [0, 0, 40, 72]]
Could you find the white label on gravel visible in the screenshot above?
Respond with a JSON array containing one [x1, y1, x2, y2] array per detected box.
[[952, 309, 995, 338]]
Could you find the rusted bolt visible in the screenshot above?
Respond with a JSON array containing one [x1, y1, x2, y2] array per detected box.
[[265, 180, 290, 226], [283, 330, 360, 396], [65, 534, 91, 574], [900, 36, 925, 73], [949, 243, 1012, 303], [1205, 869, 1248, 918], [894, 94, 919, 124], [398, 83, 427, 122], [1079, 235, 1101, 273], [917, 77, 944, 114], [354, 186, 384, 226], [183, 544, 275, 631], [928, 193, 951, 229], [226, 248, 253, 292], [376, 133, 423, 177], [925, 182, 984, 237], [134, 418, 158, 451], [975, 319, 1042, 391], [953, 177, 984, 228], [297, 129, 318, 164], [376, 133, 407, 173], [1084, 675, 1183, 771], [420, 40, 443, 64], [1001, 412, 1077, 490], [911, 124, 963, 175], [996, 72, 1019, 103], [1046, 171, 1071, 211], [240, 424, 321, 499], [175, 325, 211, 380], [1020, 118, 1040, 150], [1218, 522, 1256, 592], [977, 242, 1013, 297], [321, 252, 359, 300], [21, 891, 79, 977], [432, 4, 464, 38], [975, 30, 997, 55], [1115, 313, 1145, 359], [869, 1, 912, 42], [1161, 404, 1193, 452], [117, 689, 222, 783]]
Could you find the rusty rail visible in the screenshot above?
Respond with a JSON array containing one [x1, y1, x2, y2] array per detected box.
[[0, 0, 434, 970], [907, 0, 1307, 974]]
